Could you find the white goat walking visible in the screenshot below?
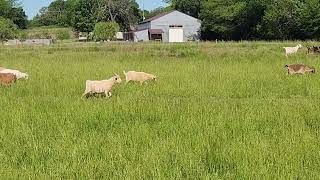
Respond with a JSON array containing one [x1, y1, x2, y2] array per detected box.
[[283, 44, 302, 57], [82, 74, 122, 98], [123, 71, 157, 84], [0, 68, 29, 80]]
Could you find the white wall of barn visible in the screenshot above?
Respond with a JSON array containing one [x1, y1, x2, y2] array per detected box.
[[151, 11, 201, 42], [134, 29, 149, 42]]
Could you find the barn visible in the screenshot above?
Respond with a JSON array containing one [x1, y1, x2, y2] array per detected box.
[[126, 10, 201, 42]]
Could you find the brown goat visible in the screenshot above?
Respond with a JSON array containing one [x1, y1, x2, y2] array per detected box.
[[0, 73, 17, 86], [285, 64, 315, 75], [307, 46, 320, 54]]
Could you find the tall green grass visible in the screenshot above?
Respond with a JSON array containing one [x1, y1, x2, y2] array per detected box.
[[0, 42, 319, 179]]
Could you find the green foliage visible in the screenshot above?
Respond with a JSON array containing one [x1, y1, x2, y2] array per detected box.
[[18, 30, 28, 40], [299, 0, 320, 39], [0, 0, 27, 29], [41, 29, 51, 39], [0, 17, 17, 42], [72, 0, 99, 32], [200, 0, 248, 40], [0, 0, 11, 17], [7, 7, 28, 29], [94, 22, 120, 41], [57, 29, 71, 40], [25, 27, 73, 40], [26, 28, 51, 39], [257, 0, 302, 40], [33, 0, 142, 31], [168, 0, 202, 18], [97, 0, 143, 30], [31, 0, 76, 28]]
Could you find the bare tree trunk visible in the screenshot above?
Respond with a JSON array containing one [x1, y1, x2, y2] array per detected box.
[[108, 0, 115, 21]]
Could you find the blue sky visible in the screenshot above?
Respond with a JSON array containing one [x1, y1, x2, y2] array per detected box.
[[21, 0, 168, 19]]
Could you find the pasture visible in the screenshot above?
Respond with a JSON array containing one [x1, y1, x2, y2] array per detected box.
[[0, 42, 320, 179]]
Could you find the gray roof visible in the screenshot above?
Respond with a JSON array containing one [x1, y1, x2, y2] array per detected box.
[[139, 10, 175, 24]]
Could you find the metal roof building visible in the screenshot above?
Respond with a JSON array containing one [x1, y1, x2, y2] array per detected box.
[[127, 10, 201, 42]]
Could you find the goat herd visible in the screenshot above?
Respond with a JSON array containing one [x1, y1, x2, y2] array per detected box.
[[0, 44, 319, 98], [283, 44, 319, 75], [0, 67, 156, 98], [81, 71, 157, 98]]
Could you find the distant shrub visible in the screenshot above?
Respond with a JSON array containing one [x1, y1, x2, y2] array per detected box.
[[41, 29, 51, 39], [29, 32, 42, 39], [94, 22, 120, 41], [18, 31, 28, 40], [57, 29, 71, 40]]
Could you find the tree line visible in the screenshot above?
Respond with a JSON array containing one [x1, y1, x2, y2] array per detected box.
[[29, 0, 320, 40], [30, 0, 144, 33], [167, 0, 320, 40]]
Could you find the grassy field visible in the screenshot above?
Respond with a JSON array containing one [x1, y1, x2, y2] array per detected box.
[[0, 42, 320, 179]]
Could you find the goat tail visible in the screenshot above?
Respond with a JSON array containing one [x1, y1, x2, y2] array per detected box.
[[285, 65, 289, 68], [123, 70, 126, 75]]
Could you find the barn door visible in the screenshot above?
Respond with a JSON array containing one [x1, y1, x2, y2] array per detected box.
[[169, 28, 184, 42]]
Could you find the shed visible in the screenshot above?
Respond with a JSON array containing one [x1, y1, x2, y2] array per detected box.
[[128, 10, 201, 42], [115, 32, 124, 40]]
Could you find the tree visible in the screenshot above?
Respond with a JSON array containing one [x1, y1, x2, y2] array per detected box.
[[299, 0, 320, 39], [257, 0, 302, 40], [0, 0, 27, 29], [94, 21, 119, 41], [0, 17, 17, 42], [200, 0, 249, 40], [96, 0, 142, 30], [166, 0, 320, 40], [0, 0, 11, 17], [33, 0, 142, 31], [164, 0, 202, 18], [31, 0, 76, 27], [72, 0, 99, 32], [7, 7, 27, 29]]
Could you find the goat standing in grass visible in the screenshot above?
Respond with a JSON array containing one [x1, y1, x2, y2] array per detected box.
[[82, 74, 122, 98], [283, 44, 302, 57], [0, 68, 29, 80], [123, 71, 157, 85], [307, 46, 320, 54], [285, 64, 315, 75]]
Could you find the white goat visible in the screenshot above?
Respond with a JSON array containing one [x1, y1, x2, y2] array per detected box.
[[123, 71, 157, 84], [0, 69, 29, 80], [283, 44, 302, 57], [82, 74, 122, 98]]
